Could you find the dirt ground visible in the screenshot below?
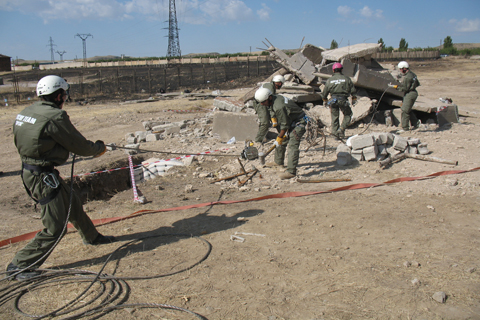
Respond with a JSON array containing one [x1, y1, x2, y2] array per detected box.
[[0, 57, 479, 320]]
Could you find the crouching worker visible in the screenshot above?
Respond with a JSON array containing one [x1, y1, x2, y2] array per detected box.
[[254, 87, 307, 180], [6, 75, 115, 281]]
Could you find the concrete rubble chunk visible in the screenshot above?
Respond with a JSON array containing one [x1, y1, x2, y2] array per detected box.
[[135, 131, 148, 142], [407, 145, 418, 154], [393, 135, 408, 151], [268, 46, 316, 84], [418, 143, 430, 155], [351, 149, 364, 161], [321, 43, 382, 62], [408, 138, 421, 146], [350, 134, 375, 150], [213, 97, 245, 113], [124, 143, 140, 155], [165, 125, 181, 135], [152, 123, 174, 132], [363, 145, 378, 161], [146, 133, 161, 142], [126, 136, 137, 144], [301, 43, 326, 65], [432, 292, 447, 303], [377, 144, 388, 156], [336, 144, 352, 166], [372, 132, 389, 145], [212, 111, 258, 142]]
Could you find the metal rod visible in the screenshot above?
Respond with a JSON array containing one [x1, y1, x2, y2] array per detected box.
[[297, 178, 352, 183]]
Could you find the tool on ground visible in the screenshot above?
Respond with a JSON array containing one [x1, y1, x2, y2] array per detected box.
[[108, 144, 237, 157], [240, 140, 259, 160], [258, 144, 276, 165], [297, 178, 352, 183]]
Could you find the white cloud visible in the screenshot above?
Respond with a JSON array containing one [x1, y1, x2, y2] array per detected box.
[[451, 18, 480, 32], [339, 5, 383, 22], [337, 5, 352, 18], [257, 3, 271, 21]]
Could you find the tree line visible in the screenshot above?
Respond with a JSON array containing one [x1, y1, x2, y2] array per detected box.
[[329, 36, 480, 56]]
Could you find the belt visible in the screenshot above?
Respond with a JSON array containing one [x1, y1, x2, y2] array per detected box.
[[331, 95, 348, 100], [22, 163, 54, 173]]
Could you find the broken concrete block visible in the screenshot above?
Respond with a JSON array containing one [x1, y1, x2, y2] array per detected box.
[[336, 144, 352, 166], [165, 125, 181, 135], [124, 143, 140, 155], [143, 121, 166, 131], [393, 135, 408, 151], [213, 97, 244, 113], [418, 143, 430, 155], [351, 149, 364, 161], [301, 43, 326, 65], [268, 46, 316, 84], [146, 133, 161, 142], [407, 146, 418, 154], [126, 136, 138, 144], [135, 131, 147, 142], [377, 144, 388, 156], [182, 156, 195, 166], [372, 132, 389, 145], [152, 123, 174, 132], [387, 147, 401, 157], [350, 134, 375, 150], [212, 111, 258, 142], [321, 43, 382, 62], [281, 93, 323, 103], [363, 145, 378, 161], [408, 138, 421, 146], [386, 133, 395, 145]]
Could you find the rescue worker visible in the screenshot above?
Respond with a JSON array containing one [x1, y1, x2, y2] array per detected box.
[[6, 75, 115, 280], [390, 61, 421, 132], [321, 62, 357, 139], [254, 87, 306, 180], [253, 75, 285, 143]]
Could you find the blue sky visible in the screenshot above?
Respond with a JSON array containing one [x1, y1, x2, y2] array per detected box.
[[1, 0, 479, 62]]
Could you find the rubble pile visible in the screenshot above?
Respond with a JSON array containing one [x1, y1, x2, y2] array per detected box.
[[336, 132, 429, 166]]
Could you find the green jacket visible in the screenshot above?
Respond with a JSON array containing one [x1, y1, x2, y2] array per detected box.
[[271, 95, 305, 131], [398, 70, 420, 93], [254, 82, 277, 142], [322, 73, 357, 99], [13, 101, 105, 167]]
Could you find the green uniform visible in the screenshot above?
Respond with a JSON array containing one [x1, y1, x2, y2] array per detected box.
[[322, 72, 357, 135], [398, 70, 420, 130], [11, 100, 105, 269], [254, 82, 277, 143], [270, 95, 306, 175]]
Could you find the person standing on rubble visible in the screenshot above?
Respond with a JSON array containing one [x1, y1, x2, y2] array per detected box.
[[254, 87, 307, 180], [322, 62, 357, 139], [253, 75, 285, 143], [6, 75, 115, 281], [390, 61, 421, 132]]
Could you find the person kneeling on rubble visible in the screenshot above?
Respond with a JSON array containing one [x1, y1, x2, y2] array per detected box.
[[6, 75, 115, 281], [253, 75, 285, 143], [254, 87, 307, 180], [390, 61, 421, 133], [321, 62, 357, 140]]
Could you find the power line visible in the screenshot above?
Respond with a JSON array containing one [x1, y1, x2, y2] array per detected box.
[[75, 33, 93, 67], [56, 50, 67, 62]]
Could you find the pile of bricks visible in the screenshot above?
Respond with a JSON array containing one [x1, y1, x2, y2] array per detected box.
[[336, 132, 429, 166]]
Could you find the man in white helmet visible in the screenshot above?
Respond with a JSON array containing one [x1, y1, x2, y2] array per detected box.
[[253, 74, 285, 143], [254, 87, 307, 180], [6, 75, 115, 280], [391, 61, 421, 132]]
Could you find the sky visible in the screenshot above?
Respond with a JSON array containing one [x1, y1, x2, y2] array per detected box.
[[0, 0, 479, 62]]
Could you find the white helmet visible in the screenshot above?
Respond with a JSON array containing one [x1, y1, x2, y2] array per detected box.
[[36, 75, 69, 97], [254, 87, 272, 103], [398, 61, 409, 69], [272, 75, 285, 84]]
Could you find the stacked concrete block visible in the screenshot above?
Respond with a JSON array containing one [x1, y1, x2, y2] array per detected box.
[[363, 145, 378, 161], [344, 132, 430, 163], [124, 143, 140, 155], [152, 123, 174, 132], [336, 144, 353, 166]]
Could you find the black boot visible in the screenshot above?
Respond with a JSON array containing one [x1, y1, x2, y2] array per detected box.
[[6, 263, 42, 281], [84, 233, 116, 245]]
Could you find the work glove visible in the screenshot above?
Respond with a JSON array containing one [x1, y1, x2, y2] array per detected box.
[[273, 136, 284, 148], [271, 117, 278, 128], [94, 140, 107, 158], [388, 83, 399, 89]]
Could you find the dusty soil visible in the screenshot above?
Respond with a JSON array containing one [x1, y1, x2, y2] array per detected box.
[[0, 56, 479, 320]]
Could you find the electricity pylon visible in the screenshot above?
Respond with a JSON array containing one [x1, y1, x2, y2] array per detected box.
[[166, 0, 181, 57]]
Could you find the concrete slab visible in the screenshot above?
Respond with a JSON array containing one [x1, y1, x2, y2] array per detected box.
[[212, 111, 259, 142], [268, 46, 316, 84], [321, 43, 382, 62], [301, 44, 326, 65], [213, 97, 245, 113]]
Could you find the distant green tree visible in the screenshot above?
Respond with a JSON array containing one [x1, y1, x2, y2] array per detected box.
[[378, 38, 385, 48], [399, 38, 409, 51], [330, 40, 338, 49], [441, 36, 457, 55]]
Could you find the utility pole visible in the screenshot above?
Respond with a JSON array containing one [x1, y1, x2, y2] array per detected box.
[[166, 0, 181, 58], [47, 37, 57, 64], [75, 33, 93, 67], [56, 50, 67, 62]]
